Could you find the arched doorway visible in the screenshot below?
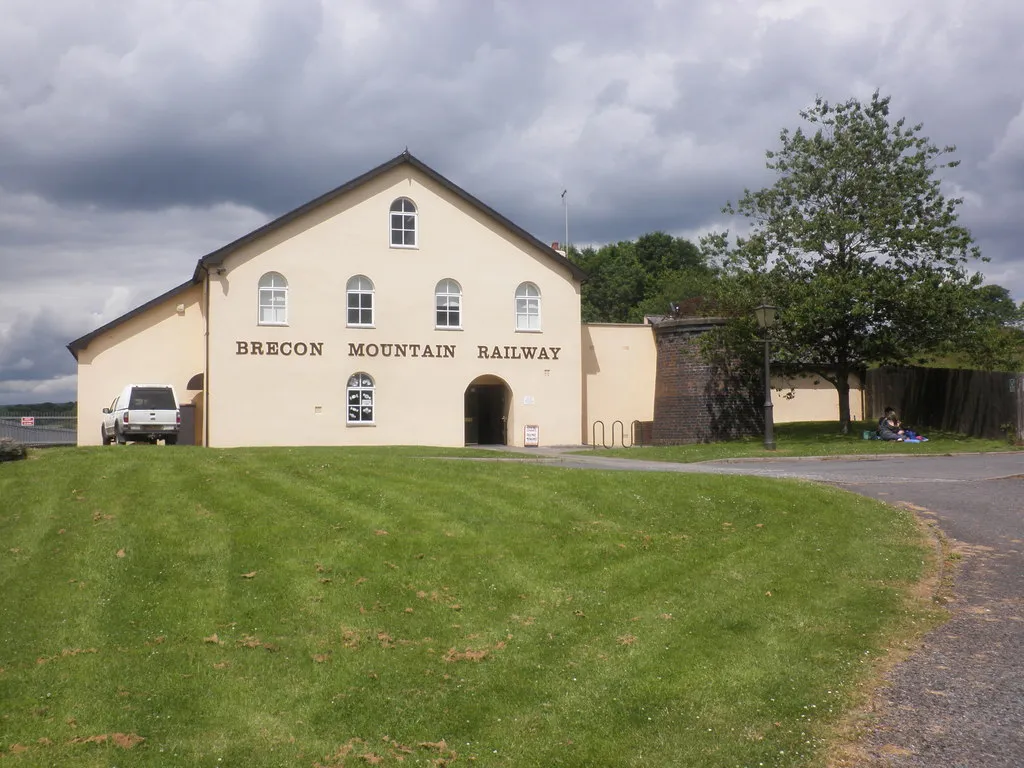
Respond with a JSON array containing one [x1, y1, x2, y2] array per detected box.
[[465, 375, 511, 445]]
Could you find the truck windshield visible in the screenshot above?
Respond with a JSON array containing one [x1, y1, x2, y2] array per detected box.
[[128, 388, 177, 410]]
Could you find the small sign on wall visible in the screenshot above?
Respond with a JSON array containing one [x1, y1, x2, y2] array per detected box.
[[20, 417, 35, 427], [524, 425, 540, 447]]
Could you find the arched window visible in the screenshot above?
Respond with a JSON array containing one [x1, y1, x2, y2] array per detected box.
[[515, 282, 541, 331], [258, 272, 288, 325], [390, 197, 417, 247], [346, 275, 374, 327], [435, 279, 462, 329], [347, 373, 375, 424]]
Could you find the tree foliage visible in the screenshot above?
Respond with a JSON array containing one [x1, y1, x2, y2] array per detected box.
[[721, 92, 985, 431], [0, 401, 77, 415], [955, 284, 1024, 371], [571, 232, 716, 323]]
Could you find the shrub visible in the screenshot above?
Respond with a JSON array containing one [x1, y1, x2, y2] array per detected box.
[[0, 437, 28, 462]]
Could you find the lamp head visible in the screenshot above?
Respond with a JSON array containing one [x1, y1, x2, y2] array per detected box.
[[754, 302, 777, 329]]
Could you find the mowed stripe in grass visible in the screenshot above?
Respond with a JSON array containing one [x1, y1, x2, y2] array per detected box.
[[0, 447, 939, 767]]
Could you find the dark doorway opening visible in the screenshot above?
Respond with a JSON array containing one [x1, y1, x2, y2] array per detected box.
[[465, 381, 508, 445]]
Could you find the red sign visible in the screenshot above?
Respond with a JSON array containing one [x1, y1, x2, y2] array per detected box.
[[20, 417, 35, 426]]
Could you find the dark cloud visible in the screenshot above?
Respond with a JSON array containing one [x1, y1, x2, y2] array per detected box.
[[2, 0, 1024, 403], [0, 309, 81, 404]]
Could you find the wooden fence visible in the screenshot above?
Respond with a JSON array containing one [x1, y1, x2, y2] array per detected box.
[[866, 367, 1023, 441]]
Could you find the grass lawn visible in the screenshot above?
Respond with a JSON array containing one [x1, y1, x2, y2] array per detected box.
[[588, 420, 1020, 462], [1, 446, 942, 767]]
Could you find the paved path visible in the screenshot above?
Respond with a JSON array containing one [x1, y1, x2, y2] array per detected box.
[[485, 449, 1024, 767]]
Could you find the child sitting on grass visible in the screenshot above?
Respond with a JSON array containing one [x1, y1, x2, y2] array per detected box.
[[878, 407, 905, 441]]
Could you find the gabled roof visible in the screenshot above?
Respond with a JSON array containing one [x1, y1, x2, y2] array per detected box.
[[193, 150, 587, 282], [68, 152, 585, 359], [67, 280, 195, 360]]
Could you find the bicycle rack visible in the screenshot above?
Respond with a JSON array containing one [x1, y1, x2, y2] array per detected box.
[[592, 420, 645, 449], [611, 420, 631, 448], [631, 420, 644, 447]]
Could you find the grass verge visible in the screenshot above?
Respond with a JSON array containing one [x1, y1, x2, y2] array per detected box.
[[586, 420, 1020, 462], [0, 446, 944, 767]]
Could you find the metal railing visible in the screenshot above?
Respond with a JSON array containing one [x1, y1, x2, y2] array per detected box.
[[0, 413, 77, 446]]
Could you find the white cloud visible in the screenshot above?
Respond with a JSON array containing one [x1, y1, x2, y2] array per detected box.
[[0, 375, 77, 405], [2, 0, 1024, 403]]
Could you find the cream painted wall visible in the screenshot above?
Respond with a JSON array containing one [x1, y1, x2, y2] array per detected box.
[[582, 324, 656, 445], [75, 285, 205, 445], [206, 165, 583, 448], [772, 372, 864, 423], [581, 322, 861, 433]]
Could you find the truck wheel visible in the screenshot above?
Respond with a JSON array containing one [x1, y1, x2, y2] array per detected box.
[[164, 435, 178, 446], [115, 425, 126, 445], [101, 426, 109, 445]]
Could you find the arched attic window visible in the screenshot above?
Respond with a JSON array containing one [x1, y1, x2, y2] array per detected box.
[[390, 197, 417, 248]]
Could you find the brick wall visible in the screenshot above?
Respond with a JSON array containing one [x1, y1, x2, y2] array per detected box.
[[651, 318, 762, 444]]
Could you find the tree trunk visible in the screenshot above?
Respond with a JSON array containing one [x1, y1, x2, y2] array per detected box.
[[835, 371, 852, 434]]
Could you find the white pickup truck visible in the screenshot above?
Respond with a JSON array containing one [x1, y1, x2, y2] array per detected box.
[[101, 385, 180, 445]]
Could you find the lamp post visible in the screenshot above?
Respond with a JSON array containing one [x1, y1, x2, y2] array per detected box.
[[754, 302, 778, 451]]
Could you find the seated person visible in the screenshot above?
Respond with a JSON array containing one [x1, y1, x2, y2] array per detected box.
[[877, 407, 905, 441]]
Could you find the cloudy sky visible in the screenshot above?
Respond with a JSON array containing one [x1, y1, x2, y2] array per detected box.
[[2, 0, 1023, 405]]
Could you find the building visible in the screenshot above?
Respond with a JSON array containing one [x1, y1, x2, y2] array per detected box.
[[68, 152, 660, 447], [67, 152, 861, 448]]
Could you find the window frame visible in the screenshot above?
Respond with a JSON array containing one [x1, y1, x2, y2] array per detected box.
[[258, 271, 289, 326], [389, 197, 418, 249], [515, 282, 542, 332], [346, 275, 375, 328], [434, 278, 462, 330], [346, 372, 375, 426]]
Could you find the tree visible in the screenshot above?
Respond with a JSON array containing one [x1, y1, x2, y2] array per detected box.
[[571, 233, 716, 323], [723, 92, 984, 432], [970, 284, 1024, 327], [571, 241, 647, 323], [956, 284, 1024, 371]]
